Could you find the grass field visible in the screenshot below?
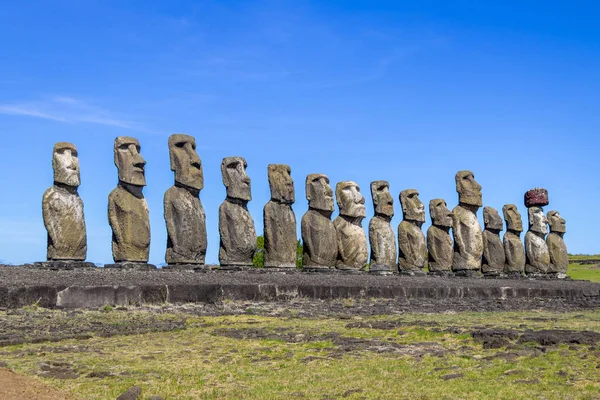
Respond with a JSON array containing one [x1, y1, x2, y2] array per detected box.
[[568, 255, 600, 282]]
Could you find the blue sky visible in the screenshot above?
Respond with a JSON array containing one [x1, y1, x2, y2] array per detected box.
[[0, 1, 598, 265]]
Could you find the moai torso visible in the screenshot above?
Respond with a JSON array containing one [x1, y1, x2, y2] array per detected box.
[[369, 216, 397, 271], [503, 231, 525, 273], [334, 216, 369, 269], [452, 205, 483, 271], [264, 201, 297, 268], [219, 200, 256, 266], [302, 210, 337, 268], [427, 225, 452, 273], [525, 231, 551, 274], [108, 185, 150, 263], [398, 220, 427, 271], [547, 233, 568, 274], [164, 185, 207, 264], [482, 230, 505, 274], [43, 185, 86, 261]]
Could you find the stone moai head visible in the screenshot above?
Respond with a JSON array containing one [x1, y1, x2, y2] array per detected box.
[[456, 170, 482, 207], [502, 204, 523, 233], [52, 142, 80, 187], [547, 210, 566, 234], [370, 180, 393, 218], [528, 206, 548, 235], [483, 206, 503, 232], [268, 164, 294, 204], [221, 156, 251, 201], [336, 181, 366, 219], [169, 134, 203, 190], [400, 189, 425, 223], [429, 198, 452, 228], [306, 174, 334, 212], [114, 136, 146, 186]]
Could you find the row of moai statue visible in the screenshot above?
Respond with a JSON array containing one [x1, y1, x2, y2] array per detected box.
[[39, 135, 568, 276]]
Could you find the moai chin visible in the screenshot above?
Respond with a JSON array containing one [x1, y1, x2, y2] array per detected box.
[[397, 189, 427, 274], [525, 206, 553, 274], [481, 206, 506, 276], [107, 137, 153, 268], [164, 134, 207, 268], [40, 142, 91, 268], [547, 210, 568, 276], [263, 164, 297, 269], [451, 170, 483, 274], [502, 204, 525, 274], [301, 174, 337, 270], [333, 181, 368, 271], [368, 181, 397, 273], [219, 156, 256, 269], [427, 198, 453, 275]]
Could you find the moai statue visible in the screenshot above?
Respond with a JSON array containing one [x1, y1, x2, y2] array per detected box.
[[163, 134, 207, 269], [481, 206, 505, 276], [219, 157, 256, 269], [301, 174, 337, 270], [107, 137, 154, 269], [427, 199, 453, 275], [368, 181, 397, 273], [38, 142, 93, 269], [452, 170, 483, 275], [333, 181, 368, 271], [397, 189, 427, 274], [547, 210, 568, 276], [263, 164, 297, 269], [524, 188, 552, 275], [502, 204, 526, 275]]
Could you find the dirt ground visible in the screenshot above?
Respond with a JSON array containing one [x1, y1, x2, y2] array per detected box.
[[0, 368, 78, 400]]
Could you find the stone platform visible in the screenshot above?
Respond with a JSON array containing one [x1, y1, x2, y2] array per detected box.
[[0, 266, 599, 311]]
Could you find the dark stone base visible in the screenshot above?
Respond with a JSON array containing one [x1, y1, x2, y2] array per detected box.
[[453, 270, 483, 278], [104, 263, 157, 271], [33, 261, 96, 270], [369, 264, 396, 274], [428, 271, 453, 277], [162, 264, 208, 272], [256, 267, 299, 273], [219, 264, 252, 271], [302, 266, 333, 273], [399, 270, 426, 277], [332, 268, 366, 275]]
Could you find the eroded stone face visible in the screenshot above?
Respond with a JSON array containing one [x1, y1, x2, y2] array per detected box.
[[52, 142, 80, 187], [43, 142, 86, 261], [268, 164, 294, 204], [430, 199, 452, 228], [427, 199, 453, 273], [336, 181, 366, 219], [334, 181, 368, 269], [528, 207, 548, 235], [400, 189, 425, 224], [306, 174, 335, 213], [482, 207, 505, 275], [169, 134, 203, 190], [502, 204, 523, 233], [264, 164, 297, 268], [456, 170, 482, 207], [222, 156, 251, 201], [114, 136, 146, 187], [547, 210, 568, 274], [371, 180, 393, 218], [369, 181, 396, 272]]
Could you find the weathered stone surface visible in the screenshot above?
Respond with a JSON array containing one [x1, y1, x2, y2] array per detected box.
[[334, 181, 368, 270], [452, 171, 483, 271], [481, 207, 505, 275], [524, 188, 549, 208], [302, 174, 337, 269], [368, 181, 397, 273], [525, 206, 552, 274], [164, 134, 207, 265], [264, 164, 297, 268], [42, 142, 87, 261], [397, 189, 427, 273], [219, 157, 256, 268], [547, 210, 568, 274], [502, 204, 525, 274], [108, 137, 150, 263], [427, 199, 453, 273]]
